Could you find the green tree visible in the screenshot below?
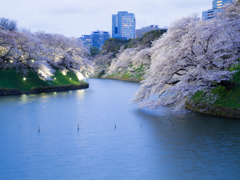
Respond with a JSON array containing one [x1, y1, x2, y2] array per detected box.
[[90, 46, 99, 56]]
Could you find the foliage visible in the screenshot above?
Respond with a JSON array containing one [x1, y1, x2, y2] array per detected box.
[[0, 69, 86, 92], [125, 38, 141, 49], [90, 46, 100, 56], [131, 1, 240, 110], [102, 38, 129, 54], [191, 84, 240, 109], [101, 30, 167, 54], [106, 47, 151, 80], [191, 64, 240, 108], [126, 29, 167, 49], [92, 30, 167, 79], [91, 52, 115, 78], [0, 18, 18, 31], [0, 29, 93, 81]]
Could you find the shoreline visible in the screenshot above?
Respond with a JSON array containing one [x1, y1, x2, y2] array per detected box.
[[186, 100, 240, 119], [0, 84, 89, 96], [91, 76, 142, 82]]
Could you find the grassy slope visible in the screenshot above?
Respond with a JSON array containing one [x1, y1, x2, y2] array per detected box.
[[0, 69, 86, 92], [213, 84, 240, 108], [105, 65, 145, 81], [191, 67, 240, 108]]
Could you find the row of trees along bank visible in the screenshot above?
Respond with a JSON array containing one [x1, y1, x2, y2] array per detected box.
[[0, 18, 93, 93]]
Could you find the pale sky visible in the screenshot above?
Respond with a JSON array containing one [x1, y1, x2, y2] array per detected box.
[[0, 0, 212, 38]]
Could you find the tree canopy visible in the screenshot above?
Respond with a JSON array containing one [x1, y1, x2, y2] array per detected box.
[[90, 46, 100, 56], [101, 29, 167, 54], [0, 18, 18, 31], [0, 29, 93, 80], [131, 1, 240, 110]]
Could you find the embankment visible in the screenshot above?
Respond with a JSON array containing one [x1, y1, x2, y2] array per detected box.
[[186, 100, 240, 119], [0, 84, 89, 96], [0, 69, 89, 96], [97, 75, 142, 82], [186, 81, 240, 119]]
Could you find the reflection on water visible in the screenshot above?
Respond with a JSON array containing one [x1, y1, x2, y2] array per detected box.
[[76, 89, 85, 99], [0, 78, 239, 180]]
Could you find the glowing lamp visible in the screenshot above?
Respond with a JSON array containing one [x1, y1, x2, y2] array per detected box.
[[23, 77, 26, 81]]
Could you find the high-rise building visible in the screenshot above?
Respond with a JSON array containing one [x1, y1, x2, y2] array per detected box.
[[112, 14, 119, 38], [91, 30, 110, 49], [212, 0, 233, 9], [112, 11, 136, 40], [79, 35, 91, 49], [202, 0, 233, 20]]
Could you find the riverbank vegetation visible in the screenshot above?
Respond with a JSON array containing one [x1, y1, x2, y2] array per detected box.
[[186, 67, 240, 118], [0, 28, 93, 80], [0, 69, 87, 92], [0, 19, 93, 93], [132, 1, 240, 111], [189, 64, 240, 108], [91, 30, 167, 80]]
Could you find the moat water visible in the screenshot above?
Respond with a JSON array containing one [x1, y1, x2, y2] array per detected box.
[[0, 78, 239, 179]]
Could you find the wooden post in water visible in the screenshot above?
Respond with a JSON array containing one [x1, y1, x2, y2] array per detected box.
[[115, 123, 116, 129], [141, 123, 142, 128], [38, 125, 40, 132], [78, 124, 79, 131]]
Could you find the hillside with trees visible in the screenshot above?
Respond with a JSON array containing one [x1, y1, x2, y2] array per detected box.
[[0, 18, 93, 93], [131, 1, 240, 111], [91, 29, 167, 79]]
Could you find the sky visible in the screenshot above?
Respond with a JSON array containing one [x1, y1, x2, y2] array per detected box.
[[0, 0, 212, 38]]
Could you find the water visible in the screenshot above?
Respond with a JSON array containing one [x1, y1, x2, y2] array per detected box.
[[0, 78, 240, 180]]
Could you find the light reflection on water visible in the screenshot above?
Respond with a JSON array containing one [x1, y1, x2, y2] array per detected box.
[[0, 78, 239, 180]]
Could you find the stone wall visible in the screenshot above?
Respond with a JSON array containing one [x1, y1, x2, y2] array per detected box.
[[0, 84, 89, 96]]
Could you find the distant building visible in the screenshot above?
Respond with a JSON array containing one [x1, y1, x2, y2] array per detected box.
[[136, 25, 163, 38], [91, 30, 110, 49], [79, 35, 91, 49], [112, 11, 136, 40], [202, 0, 233, 20], [202, 9, 223, 20], [212, 0, 233, 8], [112, 14, 119, 38]]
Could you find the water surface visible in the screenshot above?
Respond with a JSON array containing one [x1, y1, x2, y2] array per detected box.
[[0, 78, 239, 179]]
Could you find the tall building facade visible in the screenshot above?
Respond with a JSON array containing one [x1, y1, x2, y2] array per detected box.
[[112, 11, 136, 40], [91, 30, 110, 49], [112, 14, 119, 38], [202, 0, 233, 20], [212, 0, 233, 9]]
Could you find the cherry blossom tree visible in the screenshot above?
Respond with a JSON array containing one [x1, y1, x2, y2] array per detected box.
[[91, 31, 166, 79], [35, 32, 93, 79], [106, 46, 151, 80], [0, 18, 18, 31], [0, 29, 93, 81], [132, 1, 240, 110], [91, 51, 115, 77]]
